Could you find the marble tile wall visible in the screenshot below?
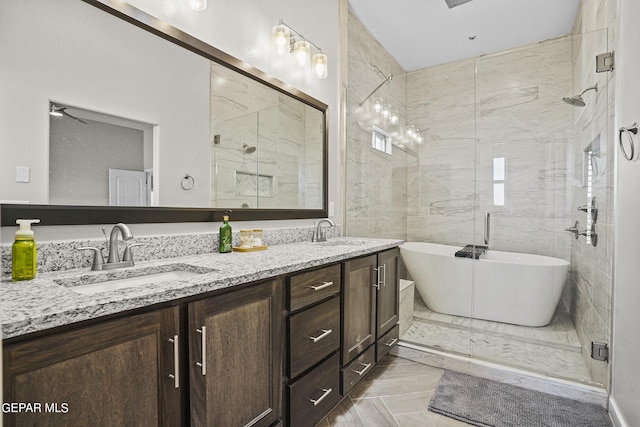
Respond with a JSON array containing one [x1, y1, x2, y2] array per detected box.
[[345, 12, 411, 240], [406, 39, 574, 264], [568, 0, 616, 388]]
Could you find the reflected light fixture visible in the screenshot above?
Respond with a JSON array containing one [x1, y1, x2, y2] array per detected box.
[[389, 110, 399, 125], [272, 20, 328, 79], [372, 98, 383, 113], [190, 0, 207, 11]]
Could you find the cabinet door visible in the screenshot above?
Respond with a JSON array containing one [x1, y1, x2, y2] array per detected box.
[[2, 307, 182, 427], [377, 248, 400, 338], [189, 280, 283, 427], [342, 255, 377, 365]]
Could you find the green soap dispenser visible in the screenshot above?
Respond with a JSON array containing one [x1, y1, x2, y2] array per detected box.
[[219, 210, 232, 253], [12, 219, 41, 281]]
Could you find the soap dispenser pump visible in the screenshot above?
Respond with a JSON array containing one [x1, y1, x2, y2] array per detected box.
[[12, 219, 41, 281], [219, 209, 232, 253]]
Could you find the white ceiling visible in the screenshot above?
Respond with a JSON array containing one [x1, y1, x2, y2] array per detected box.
[[348, 0, 580, 71]]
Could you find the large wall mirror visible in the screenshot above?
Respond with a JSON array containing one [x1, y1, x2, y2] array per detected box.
[[0, 0, 328, 225]]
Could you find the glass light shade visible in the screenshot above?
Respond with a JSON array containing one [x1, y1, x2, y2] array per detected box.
[[312, 53, 328, 79], [416, 135, 424, 144], [190, 0, 207, 11], [406, 124, 415, 137], [272, 24, 290, 54], [293, 40, 311, 66]]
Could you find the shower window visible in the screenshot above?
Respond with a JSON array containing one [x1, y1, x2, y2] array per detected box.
[[371, 126, 392, 155], [493, 157, 505, 206]]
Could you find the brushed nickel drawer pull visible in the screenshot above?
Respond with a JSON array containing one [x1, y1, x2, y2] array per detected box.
[[196, 327, 207, 375], [310, 281, 334, 291], [352, 362, 372, 376], [382, 264, 386, 287], [374, 267, 382, 289], [309, 388, 333, 406], [309, 329, 333, 343], [167, 335, 180, 388], [385, 338, 398, 347]]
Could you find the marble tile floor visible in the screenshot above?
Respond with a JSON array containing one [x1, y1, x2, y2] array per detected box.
[[315, 356, 473, 427], [401, 295, 593, 384]]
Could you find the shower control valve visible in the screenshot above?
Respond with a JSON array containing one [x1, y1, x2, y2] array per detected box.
[[564, 221, 579, 239]]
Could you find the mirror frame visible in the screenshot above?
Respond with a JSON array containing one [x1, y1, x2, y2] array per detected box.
[[1, 0, 328, 226]]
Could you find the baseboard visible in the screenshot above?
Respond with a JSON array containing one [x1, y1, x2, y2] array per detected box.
[[609, 397, 628, 427], [393, 342, 609, 407]]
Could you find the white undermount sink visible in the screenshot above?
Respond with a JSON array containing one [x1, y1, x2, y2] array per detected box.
[[56, 264, 215, 295]]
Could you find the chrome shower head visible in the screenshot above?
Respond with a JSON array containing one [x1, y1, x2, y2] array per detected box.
[[242, 143, 256, 154], [563, 84, 598, 107]]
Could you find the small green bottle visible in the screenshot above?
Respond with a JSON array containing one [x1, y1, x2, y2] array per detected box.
[[219, 210, 232, 253], [12, 219, 41, 281]]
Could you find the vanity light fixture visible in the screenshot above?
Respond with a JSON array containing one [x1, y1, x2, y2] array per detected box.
[[272, 20, 328, 79], [190, 0, 207, 11]]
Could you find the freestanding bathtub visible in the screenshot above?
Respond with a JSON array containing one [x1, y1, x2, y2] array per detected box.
[[400, 242, 569, 327]]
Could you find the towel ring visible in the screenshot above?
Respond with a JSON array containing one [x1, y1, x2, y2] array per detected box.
[[181, 174, 195, 191], [618, 122, 638, 161]]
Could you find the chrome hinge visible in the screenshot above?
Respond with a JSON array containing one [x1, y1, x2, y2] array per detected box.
[[596, 52, 614, 73], [591, 342, 609, 362]]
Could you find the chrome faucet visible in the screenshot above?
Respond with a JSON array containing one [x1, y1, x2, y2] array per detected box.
[[313, 219, 335, 242], [107, 223, 133, 263], [77, 223, 142, 271]]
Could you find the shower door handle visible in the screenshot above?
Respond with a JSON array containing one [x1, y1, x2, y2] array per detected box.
[[484, 212, 490, 245]]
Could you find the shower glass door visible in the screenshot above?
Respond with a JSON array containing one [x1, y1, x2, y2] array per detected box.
[[470, 28, 610, 387]]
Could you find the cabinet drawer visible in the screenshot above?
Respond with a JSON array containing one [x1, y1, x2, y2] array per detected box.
[[341, 345, 375, 395], [288, 264, 341, 311], [288, 352, 341, 427], [289, 296, 340, 378], [376, 323, 399, 362]]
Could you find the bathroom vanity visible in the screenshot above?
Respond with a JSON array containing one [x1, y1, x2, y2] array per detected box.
[[1, 237, 401, 427]]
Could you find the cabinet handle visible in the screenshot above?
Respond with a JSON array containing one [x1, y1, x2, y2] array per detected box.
[[352, 362, 372, 376], [308, 388, 333, 406], [196, 327, 207, 376], [167, 335, 180, 388], [309, 329, 333, 343], [309, 281, 334, 291], [381, 264, 386, 287], [385, 338, 398, 347], [373, 267, 381, 289]]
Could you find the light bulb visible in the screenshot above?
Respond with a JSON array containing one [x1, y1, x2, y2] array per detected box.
[[416, 135, 424, 144], [272, 24, 290, 55], [293, 40, 311, 66], [190, 0, 207, 11], [312, 53, 328, 79]]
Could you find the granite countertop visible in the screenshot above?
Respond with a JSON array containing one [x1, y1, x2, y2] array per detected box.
[[0, 237, 402, 340]]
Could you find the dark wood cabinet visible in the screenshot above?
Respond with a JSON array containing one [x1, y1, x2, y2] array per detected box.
[[2, 306, 182, 427], [342, 254, 377, 365], [341, 248, 400, 392], [2, 245, 399, 427], [377, 248, 400, 339], [189, 280, 283, 427]]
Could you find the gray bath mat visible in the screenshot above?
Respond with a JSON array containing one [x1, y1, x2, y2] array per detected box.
[[428, 370, 611, 427]]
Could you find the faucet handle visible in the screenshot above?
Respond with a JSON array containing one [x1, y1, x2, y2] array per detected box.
[[123, 243, 147, 263], [76, 246, 105, 271]]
